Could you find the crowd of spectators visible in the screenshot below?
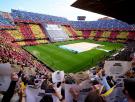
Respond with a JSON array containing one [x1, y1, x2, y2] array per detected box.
[[0, 9, 135, 44], [1, 9, 135, 32], [11, 9, 69, 24], [0, 36, 49, 72], [70, 20, 135, 31], [0, 55, 135, 102], [0, 15, 15, 29], [0, 9, 135, 102]]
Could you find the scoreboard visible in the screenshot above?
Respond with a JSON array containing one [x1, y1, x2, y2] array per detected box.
[[77, 16, 86, 21]]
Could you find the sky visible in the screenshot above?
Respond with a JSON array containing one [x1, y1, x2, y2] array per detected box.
[[0, 0, 106, 21]]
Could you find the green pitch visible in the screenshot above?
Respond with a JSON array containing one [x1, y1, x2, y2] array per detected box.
[[24, 40, 124, 73]]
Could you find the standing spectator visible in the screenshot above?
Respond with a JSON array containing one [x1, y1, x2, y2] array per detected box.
[[123, 79, 135, 102], [85, 91, 106, 102], [2, 73, 19, 102]]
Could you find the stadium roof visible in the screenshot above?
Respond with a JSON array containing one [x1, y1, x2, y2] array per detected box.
[[71, 0, 135, 24]]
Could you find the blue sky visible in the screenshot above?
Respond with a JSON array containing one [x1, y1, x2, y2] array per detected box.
[[0, 0, 106, 21]]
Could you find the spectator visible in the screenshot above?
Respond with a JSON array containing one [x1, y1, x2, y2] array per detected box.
[[1, 73, 19, 102], [123, 79, 135, 102], [85, 91, 106, 102]]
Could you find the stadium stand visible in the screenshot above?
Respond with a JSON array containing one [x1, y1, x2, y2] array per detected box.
[[0, 9, 135, 102], [89, 31, 97, 40], [61, 25, 79, 40], [128, 32, 135, 40], [45, 24, 69, 42], [75, 30, 84, 39], [0, 10, 135, 69], [11, 9, 69, 24], [101, 31, 111, 38], [0, 10, 135, 46], [0, 30, 15, 42], [29, 24, 47, 39], [82, 30, 91, 39], [6, 26, 24, 41], [16, 41, 26, 46], [116, 31, 129, 39], [0, 36, 47, 69], [94, 30, 103, 41], [108, 31, 118, 42], [98, 31, 111, 42], [70, 19, 135, 31], [0, 15, 15, 29], [19, 23, 35, 40], [62, 26, 73, 37]]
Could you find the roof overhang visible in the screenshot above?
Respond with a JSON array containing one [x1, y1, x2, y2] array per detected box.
[[71, 0, 135, 24]]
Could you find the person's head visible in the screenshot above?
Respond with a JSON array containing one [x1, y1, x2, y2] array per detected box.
[[123, 79, 135, 102], [40, 94, 53, 102], [132, 62, 135, 67], [91, 80, 100, 85], [11, 72, 18, 81], [85, 91, 106, 102], [92, 70, 96, 75], [101, 69, 105, 77], [21, 74, 29, 85]]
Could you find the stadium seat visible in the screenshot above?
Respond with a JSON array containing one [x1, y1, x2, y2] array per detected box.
[[108, 31, 118, 42], [11, 9, 69, 24], [89, 31, 97, 39], [36, 39, 48, 44], [70, 19, 134, 31], [19, 23, 36, 40], [67, 26, 78, 39], [29, 24, 47, 39], [6, 26, 24, 41], [128, 32, 135, 40], [16, 41, 26, 46], [98, 38, 108, 42], [82, 30, 91, 39], [0, 30, 15, 42], [116, 31, 129, 39], [100, 31, 111, 38], [0, 36, 48, 71], [75, 30, 83, 37], [116, 39, 127, 43], [62, 26, 73, 37]]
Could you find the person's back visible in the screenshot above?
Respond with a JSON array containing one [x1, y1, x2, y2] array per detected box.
[[123, 79, 135, 102], [85, 91, 106, 102]]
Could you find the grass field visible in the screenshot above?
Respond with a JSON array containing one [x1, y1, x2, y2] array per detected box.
[[24, 40, 124, 73]]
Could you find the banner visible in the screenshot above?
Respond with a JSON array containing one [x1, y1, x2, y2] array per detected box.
[[104, 61, 131, 77], [52, 71, 64, 83]]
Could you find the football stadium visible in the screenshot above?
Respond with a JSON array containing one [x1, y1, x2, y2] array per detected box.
[[0, 0, 135, 102]]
